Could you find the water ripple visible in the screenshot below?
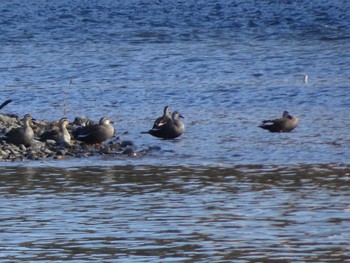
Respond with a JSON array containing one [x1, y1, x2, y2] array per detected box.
[[0, 164, 349, 261]]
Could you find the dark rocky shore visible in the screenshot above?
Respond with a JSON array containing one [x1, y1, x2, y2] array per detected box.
[[0, 113, 156, 162]]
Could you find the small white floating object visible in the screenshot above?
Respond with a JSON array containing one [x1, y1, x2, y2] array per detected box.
[[303, 74, 308, 84]]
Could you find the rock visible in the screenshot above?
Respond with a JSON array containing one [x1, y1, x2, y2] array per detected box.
[[0, 114, 18, 126], [45, 139, 57, 145], [19, 144, 27, 151], [27, 150, 38, 160], [120, 140, 136, 149], [0, 114, 156, 162], [122, 146, 137, 156], [0, 150, 8, 159]]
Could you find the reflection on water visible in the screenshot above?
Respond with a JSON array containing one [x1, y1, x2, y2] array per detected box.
[[0, 164, 349, 262]]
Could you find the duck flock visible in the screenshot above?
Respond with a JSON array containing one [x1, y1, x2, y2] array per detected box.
[[0, 101, 188, 161], [0, 100, 298, 162]]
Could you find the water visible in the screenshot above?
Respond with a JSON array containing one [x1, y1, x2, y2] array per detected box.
[[0, 164, 349, 262], [0, 0, 349, 261], [1, 0, 350, 165]]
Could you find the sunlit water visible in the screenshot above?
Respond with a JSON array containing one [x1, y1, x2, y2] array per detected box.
[[0, 0, 349, 166], [0, 0, 350, 261], [0, 164, 349, 262]]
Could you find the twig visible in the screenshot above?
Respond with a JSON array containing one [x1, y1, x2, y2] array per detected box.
[[63, 80, 72, 115]]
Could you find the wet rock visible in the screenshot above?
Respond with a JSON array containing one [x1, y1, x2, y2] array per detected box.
[[0, 114, 18, 126], [19, 144, 27, 151], [0, 113, 159, 162], [56, 149, 68, 156], [27, 150, 38, 160], [122, 146, 137, 156], [120, 140, 136, 149], [0, 150, 9, 159], [42, 148, 53, 155], [45, 139, 57, 146]]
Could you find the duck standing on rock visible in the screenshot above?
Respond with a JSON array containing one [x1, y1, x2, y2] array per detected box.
[[71, 116, 95, 139], [259, 111, 299, 132], [57, 117, 72, 146], [143, 109, 185, 139], [40, 118, 72, 146], [75, 116, 115, 144], [39, 121, 59, 142], [4, 114, 34, 146]]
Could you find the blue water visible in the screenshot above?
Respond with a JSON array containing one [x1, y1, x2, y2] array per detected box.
[[0, 0, 349, 166], [0, 1, 350, 262], [0, 164, 349, 262]]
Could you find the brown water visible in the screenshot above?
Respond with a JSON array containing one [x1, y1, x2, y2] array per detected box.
[[0, 163, 349, 262]]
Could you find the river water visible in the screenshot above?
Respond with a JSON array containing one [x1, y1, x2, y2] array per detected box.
[[0, 0, 349, 262], [1, 164, 349, 262]]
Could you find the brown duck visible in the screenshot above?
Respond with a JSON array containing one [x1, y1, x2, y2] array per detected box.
[[151, 106, 172, 129], [143, 110, 185, 139], [75, 117, 114, 144], [5, 114, 34, 146], [259, 111, 299, 132], [40, 118, 72, 147]]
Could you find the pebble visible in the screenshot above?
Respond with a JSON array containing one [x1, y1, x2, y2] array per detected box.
[[0, 113, 160, 162]]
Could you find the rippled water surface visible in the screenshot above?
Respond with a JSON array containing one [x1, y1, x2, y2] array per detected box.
[[0, 1, 350, 261], [0, 164, 350, 262], [0, 0, 349, 166]]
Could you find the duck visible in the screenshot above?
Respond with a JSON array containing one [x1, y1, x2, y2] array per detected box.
[[75, 116, 114, 144], [259, 111, 299, 132], [152, 106, 172, 129], [40, 118, 72, 146], [143, 110, 185, 139], [39, 121, 60, 142], [73, 116, 95, 127], [5, 114, 34, 146], [57, 118, 72, 146], [71, 116, 90, 139]]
